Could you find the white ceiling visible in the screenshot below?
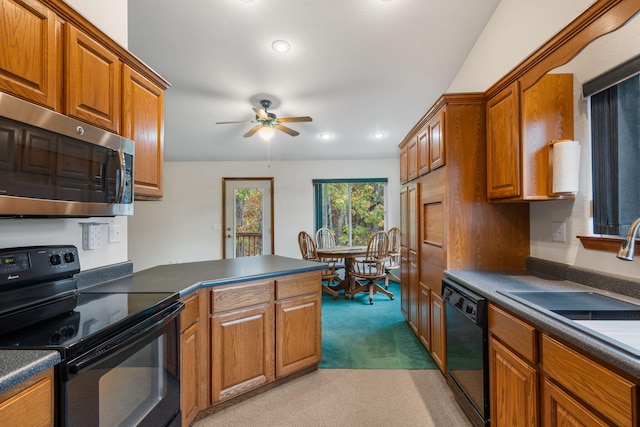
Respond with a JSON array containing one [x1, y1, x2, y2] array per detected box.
[[128, 0, 500, 162]]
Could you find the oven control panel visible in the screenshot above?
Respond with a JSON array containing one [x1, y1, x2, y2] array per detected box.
[[0, 245, 80, 287]]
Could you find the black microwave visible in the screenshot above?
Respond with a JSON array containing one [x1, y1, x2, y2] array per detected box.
[[0, 93, 134, 217]]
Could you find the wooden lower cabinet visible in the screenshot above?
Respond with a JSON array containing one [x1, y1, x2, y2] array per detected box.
[[179, 291, 206, 427], [207, 272, 321, 407], [489, 337, 538, 427], [429, 292, 445, 371], [275, 275, 322, 377], [0, 368, 54, 426], [489, 303, 640, 427], [418, 283, 430, 350], [211, 301, 274, 403]]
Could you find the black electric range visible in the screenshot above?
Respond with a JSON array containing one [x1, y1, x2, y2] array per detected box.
[[0, 245, 183, 427], [0, 245, 178, 359]]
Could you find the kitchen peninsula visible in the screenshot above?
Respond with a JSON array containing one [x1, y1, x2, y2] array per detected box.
[[0, 255, 326, 427]]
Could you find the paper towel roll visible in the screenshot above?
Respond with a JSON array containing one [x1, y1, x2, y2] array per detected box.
[[551, 140, 580, 194]]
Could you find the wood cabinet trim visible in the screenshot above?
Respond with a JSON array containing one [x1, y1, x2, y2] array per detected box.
[[38, 0, 169, 89], [486, 0, 640, 98]]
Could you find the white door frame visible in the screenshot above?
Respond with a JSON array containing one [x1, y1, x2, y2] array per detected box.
[[222, 177, 274, 259]]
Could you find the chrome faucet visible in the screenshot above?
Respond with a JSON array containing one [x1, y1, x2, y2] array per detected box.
[[617, 217, 640, 261]]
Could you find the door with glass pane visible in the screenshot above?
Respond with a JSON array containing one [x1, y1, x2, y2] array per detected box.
[[223, 178, 273, 258]]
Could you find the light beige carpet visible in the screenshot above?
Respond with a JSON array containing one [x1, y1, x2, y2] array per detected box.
[[194, 369, 472, 427]]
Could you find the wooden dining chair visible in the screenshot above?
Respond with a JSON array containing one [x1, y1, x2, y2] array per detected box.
[[315, 227, 345, 271], [384, 227, 401, 289], [298, 231, 340, 299], [350, 231, 393, 304]]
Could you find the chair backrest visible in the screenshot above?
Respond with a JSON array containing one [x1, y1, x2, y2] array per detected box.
[[298, 231, 319, 261], [366, 230, 389, 262], [386, 227, 401, 269], [315, 228, 337, 249], [387, 227, 401, 254]]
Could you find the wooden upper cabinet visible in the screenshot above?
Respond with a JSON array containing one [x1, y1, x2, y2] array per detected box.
[[65, 24, 121, 133], [487, 81, 521, 200], [428, 109, 445, 170], [399, 145, 408, 183], [417, 125, 429, 176], [407, 136, 418, 181], [0, 0, 57, 109], [122, 65, 165, 199], [487, 74, 573, 201]]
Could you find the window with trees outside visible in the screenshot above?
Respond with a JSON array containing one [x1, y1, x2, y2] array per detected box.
[[314, 178, 387, 246]]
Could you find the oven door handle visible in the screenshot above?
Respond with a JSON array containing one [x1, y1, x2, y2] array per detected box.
[[65, 302, 183, 379]]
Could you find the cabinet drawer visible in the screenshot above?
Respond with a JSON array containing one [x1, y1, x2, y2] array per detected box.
[[275, 272, 320, 300], [180, 292, 199, 331], [211, 280, 273, 314], [489, 304, 537, 363], [542, 335, 636, 427]]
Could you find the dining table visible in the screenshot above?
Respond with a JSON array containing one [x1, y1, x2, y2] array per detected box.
[[316, 245, 368, 298]]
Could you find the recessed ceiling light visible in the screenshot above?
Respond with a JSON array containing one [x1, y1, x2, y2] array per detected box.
[[319, 132, 334, 141], [372, 131, 386, 140], [271, 40, 291, 53]]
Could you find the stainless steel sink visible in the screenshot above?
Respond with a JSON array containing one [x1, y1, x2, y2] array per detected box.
[[504, 291, 640, 320]]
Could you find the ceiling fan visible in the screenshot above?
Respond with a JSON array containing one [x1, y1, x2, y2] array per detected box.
[[216, 99, 312, 138]]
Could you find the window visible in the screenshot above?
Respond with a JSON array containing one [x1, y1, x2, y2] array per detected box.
[[588, 56, 640, 236], [313, 179, 387, 246]]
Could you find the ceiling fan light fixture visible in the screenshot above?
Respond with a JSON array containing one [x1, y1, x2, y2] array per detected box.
[[259, 126, 276, 141], [271, 40, 291, 53]]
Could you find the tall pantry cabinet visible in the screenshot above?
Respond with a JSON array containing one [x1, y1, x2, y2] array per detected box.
[[398, 93, 530, 373]]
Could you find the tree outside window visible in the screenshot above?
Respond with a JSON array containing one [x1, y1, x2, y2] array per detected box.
[[314, 179, 387, 246]]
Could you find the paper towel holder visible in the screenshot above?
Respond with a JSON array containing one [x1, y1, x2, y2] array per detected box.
[[549, 139, 580, 195]]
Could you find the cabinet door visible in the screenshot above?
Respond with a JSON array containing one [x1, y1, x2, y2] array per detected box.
[[122, 65, 164, 199], [489, 337, 538, 427], [0, 0, 57, 109], [0, 368, 54, 426], [430, 292, 446, 372], [417, 126, 429, 176], [399, 145, 408, 184], [429, 110, 445, 170], [487, 81, 520, 200], [418, 283, 431, 351], [65, 24, 120, 132], [407, 182, 419, 332], [211, 304, 274, 403], [407, 136, 418, 181], [275, 293, 321, 377], [399, 186, 409, 319], [180, 322, 200, 426], [543, 378, 608, 427]]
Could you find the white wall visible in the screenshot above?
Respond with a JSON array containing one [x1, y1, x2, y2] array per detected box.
[[128, 159, 400, 272], [0, 0, 129, 272], [449, 0, 640, 279], [63, 0, 128, 48]]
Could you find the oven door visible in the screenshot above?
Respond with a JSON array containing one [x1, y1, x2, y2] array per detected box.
[[61, 303, 183, 427]]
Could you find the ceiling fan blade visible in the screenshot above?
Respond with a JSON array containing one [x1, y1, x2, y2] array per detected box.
[[215, 120, 256, 124], [275, 124, 300, 136], [252, 107, 268, 120], [277, 116, 312, 123], [243, 125, 262, 137]]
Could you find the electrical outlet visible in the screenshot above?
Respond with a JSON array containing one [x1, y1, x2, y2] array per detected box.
[[109, 224, 121, 243], [82, 223, 102, 250], [551, 222, 567, 242]]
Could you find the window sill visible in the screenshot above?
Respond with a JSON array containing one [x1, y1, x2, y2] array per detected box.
[[577, 235, 640, 255]]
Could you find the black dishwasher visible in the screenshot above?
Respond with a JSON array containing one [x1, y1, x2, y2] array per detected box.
[[442, 278, 489, 427]]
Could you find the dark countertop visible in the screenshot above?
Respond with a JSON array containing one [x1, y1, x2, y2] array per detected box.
[[83, 255, 326, 297], [1, 255, 323, 396], [444, 269, 640, 379], [0, 350, 60, 395]]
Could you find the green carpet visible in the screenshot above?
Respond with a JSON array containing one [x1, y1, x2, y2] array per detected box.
[[319, 281, 438, 369]]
